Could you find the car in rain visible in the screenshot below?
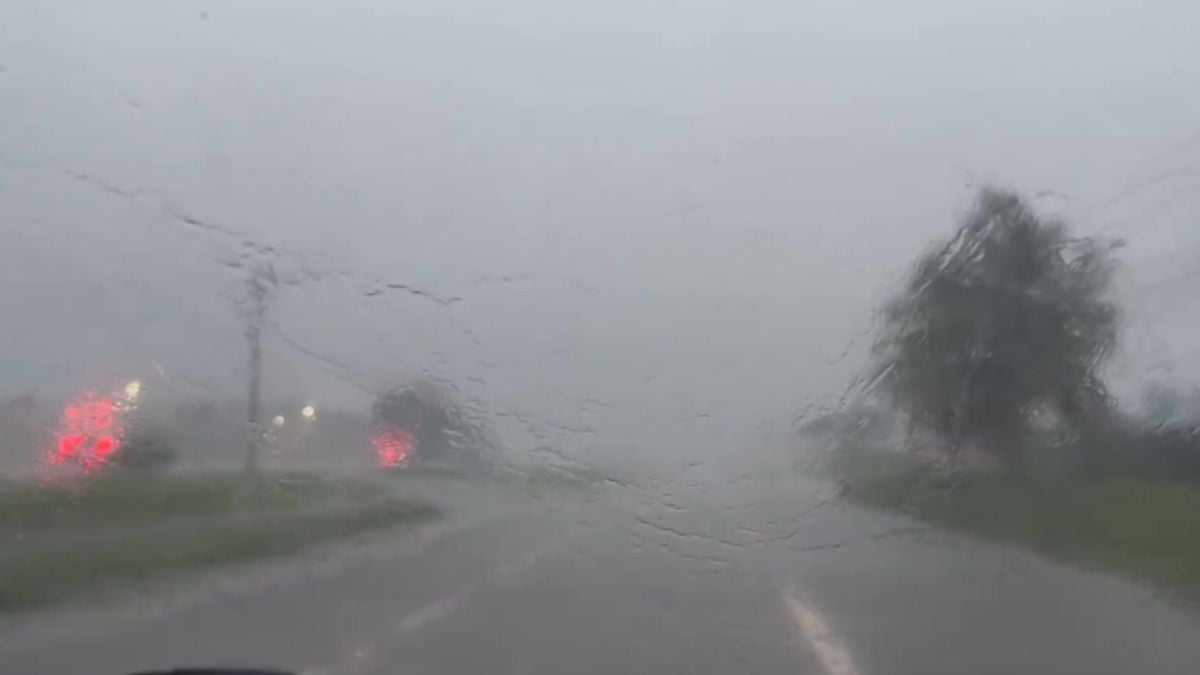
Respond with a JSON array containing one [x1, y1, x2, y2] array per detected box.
[[46, 380, 143, 475], [370, 382, 492, 469]]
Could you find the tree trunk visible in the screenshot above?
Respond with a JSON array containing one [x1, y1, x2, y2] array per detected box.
[[997, 437, 1028, 479], [983, 408, 1028, 479]]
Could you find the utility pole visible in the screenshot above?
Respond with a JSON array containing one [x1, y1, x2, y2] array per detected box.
[[244, 261, 275, 473]]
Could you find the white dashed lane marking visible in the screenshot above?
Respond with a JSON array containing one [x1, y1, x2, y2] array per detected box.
[[783, 584, 863, 675], [305, 538, 567, 675]]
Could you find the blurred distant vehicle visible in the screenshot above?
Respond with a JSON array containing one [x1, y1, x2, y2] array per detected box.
[[371, 424, 416, 469], [370, 381, 495, 470], [48, 388, 131, 474], [44, 379, 175, 475]]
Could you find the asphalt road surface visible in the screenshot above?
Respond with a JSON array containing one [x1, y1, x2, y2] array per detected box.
[[2, 469, 1200, 675]]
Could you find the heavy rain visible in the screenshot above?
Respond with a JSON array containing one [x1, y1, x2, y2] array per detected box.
[[3, 1, 1200, 673]]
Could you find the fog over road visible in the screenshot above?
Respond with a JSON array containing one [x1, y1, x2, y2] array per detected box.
[[2, 471, 1198, 675]]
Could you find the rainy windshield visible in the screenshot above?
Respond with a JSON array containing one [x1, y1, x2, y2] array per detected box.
[[3, 1, 1200, 673]]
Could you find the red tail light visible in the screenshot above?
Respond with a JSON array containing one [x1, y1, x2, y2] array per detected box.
[[372, 427, 414, 468], [48, 392, 125, 474]]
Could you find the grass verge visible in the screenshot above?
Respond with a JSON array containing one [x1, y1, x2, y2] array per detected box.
[[0, 473, 392, 532], [0, 474, 437, 613], [836, 447, 1200, 599]]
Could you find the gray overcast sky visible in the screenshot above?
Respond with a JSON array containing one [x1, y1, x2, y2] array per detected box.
[[3, 0, 1200, 461]]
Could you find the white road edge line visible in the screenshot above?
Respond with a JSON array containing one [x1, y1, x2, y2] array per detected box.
[[783, 585, 862, 675], [394, 586, 477, 633]]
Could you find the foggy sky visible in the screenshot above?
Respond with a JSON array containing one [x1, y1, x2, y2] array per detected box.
[[3, 0, 1200, 463]]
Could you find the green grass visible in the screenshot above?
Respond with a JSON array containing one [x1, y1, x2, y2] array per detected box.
[[836, 448, 1200, 599], [0, 474, 437, 613], [0, 473, 390, 534]]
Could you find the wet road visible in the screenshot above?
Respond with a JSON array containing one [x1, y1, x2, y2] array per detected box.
[[2, 470, 1199, 675]]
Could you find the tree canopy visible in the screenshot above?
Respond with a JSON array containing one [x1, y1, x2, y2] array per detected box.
[[872, 188, 1121, 472]]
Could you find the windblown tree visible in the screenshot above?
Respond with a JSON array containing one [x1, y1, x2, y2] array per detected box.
[[872, 188, 1121, 474]]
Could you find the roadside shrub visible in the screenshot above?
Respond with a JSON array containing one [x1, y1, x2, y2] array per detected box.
[[1071, 419, 1200, 481]]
